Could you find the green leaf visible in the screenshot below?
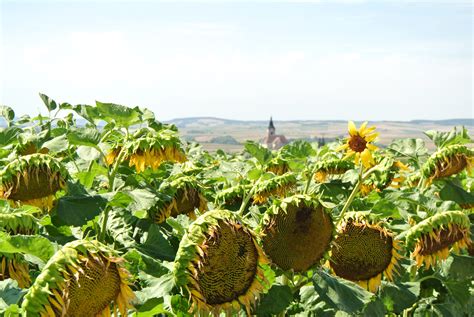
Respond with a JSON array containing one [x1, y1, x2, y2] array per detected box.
[[0, 127, 21, 146], [424, 126, 471, 148], [254, 284, 293, 316], [39, 93, 57, 111], [138, 224, 177, 261], [0, 106, 15, 126], [439, 181, 474, 206], [76, 146, 101, 161], [72, 104, 103, 125], [67, 127, 101, 148], [380, 282, 420, 314], [312, 270, 374, 314], [42, 135, 69, 153], [244, 141, 272, 165], [0, 232, 56, 262], [54, 195, 107, 226], [0, 280, 25, 314], [247, 168, 262, 180], [123, 249, 170, 278], [95, 101, 142, 128], [387, 138, 428, 161]]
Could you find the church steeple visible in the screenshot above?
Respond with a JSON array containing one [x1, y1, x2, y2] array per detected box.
[[268, 117, 275, 136]]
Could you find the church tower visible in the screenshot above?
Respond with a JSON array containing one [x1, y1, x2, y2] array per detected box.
[[268, 117, 275, 136]]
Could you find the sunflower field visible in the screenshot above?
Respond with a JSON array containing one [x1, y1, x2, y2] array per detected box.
[[0, 95, 473, 317]]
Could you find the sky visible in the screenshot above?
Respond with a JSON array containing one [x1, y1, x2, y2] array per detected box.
[[0, 0, 472, 121]]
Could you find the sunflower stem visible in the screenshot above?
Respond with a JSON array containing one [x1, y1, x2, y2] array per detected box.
[[99, 205, 111, 242], [338, 163, 378, 224], [237, 184, 258, 217], [303, 163, 318, 195]]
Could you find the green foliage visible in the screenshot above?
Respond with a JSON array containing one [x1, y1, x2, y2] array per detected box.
[[0, 95, 472, 316]]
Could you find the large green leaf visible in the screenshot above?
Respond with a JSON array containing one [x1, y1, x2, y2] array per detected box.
[[254, 284, 293, 316], [312, 270, 374, 314], [54, 195, 107, 226], [0, 280, 25, 313], [95, 101, 142, 128], [0, 127, 21, 146], [0, 232, 56, 262], [387, 138, 428, 162], [42, 135, 69, 153], [439, 181, 474, 206], [67, 127, 101, 148], [244, 141, 272, 165], [137, 224, 177, 261], [380, 282, 420, 314]]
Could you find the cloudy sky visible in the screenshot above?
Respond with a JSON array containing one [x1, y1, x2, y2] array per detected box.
[[0, 0, 472, 121]]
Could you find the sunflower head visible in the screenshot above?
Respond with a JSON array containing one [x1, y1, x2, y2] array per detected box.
[[21, 240, 135, 317], [421, 145, 473, 184], [259, 195, 334, 272], [337, 121, 378, 168], [0, 206, 39, 235], [360, 156, 406, 195], [0, 252, 31, 288], [329, 212, 402, 292], [151, 175, 207, 224], [0, 154, 68, 211], [405, 210, 471, 270], [266, 157, 290, 175], [313, 159, 355, 183], [214, 184, 248, 211], [253, 173, 297, 204], [173, 210, 269, 316], [105, 127, 187, 173]]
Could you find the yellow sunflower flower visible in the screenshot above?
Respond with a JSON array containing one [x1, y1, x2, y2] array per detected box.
[[338, 121, 378, 168]]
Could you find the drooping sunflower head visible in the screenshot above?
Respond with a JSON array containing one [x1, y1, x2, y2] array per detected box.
[[329, 212, 402, 292], [0, 154, 68, 211], [405, 210, 471, 270], [266, 157, 290, 175], [22, 240, 135, 317], [337, 121, 378, 168], [259, 195, 334, 272], [313, 159, 355, 183], [421, 145, 473, 184], [253, 173, 297, 204], [173, 210, 269, 316], [0, 206, 39, 235], [151, 175, 207, 224], [0, 252, 31, 288], [105, 127, 187, 173], [360, 157, 407, 195], [214, 184, 248, 211]]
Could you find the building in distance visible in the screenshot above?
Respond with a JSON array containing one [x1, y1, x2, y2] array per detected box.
[[261, 117, 288, 150]]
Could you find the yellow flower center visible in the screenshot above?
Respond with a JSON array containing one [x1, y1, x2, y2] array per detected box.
[[348, 135, 367, 153]]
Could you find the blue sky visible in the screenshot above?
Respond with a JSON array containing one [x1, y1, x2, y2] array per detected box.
[[1, 0, 472, 121]]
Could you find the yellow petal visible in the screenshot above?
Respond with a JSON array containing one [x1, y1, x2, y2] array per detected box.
[[365, 133, 378, 142], [361, 149, 373, 168], [348, 121, 357, 136], [336, 143, 349, 152], [359, 121, 368, 136], [367, 143, 378, 151]]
